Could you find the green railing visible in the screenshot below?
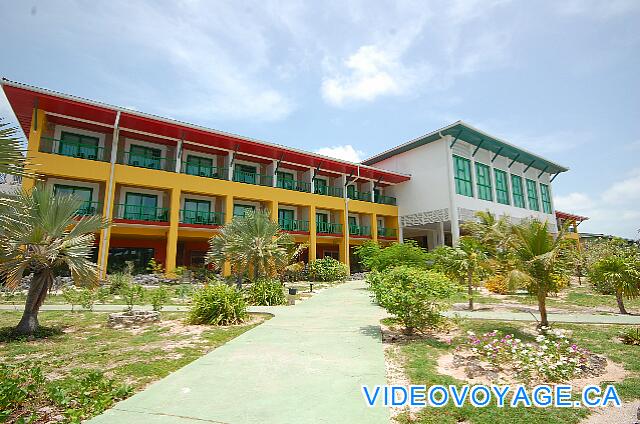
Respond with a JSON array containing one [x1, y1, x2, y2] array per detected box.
[[347, 190, 372, 202], [316, 221, 342, 234], [375, 194, 397, 206], [277, 178, 311, 192], [40, 137, 107, 162], [114, 204, 169, 222], [124, 151, 173, 171], [378, 227, 398, 238], [233, 170, 273, 186], [180, 209, 224, 226], [278, 219, 309, 232], [182, 162, 228, 180], [76, 201, 102, 216], [349, 225, 371, 236], [314, 183, 343, 198]]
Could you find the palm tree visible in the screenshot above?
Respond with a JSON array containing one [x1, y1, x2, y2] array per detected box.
[[588, 250, 640, 314], [0, 118, 29, 176], [462, 211, 512, 257], [506, 219, 571, 328], [0, 184, 107, 335], [206, 209, 299, 288]]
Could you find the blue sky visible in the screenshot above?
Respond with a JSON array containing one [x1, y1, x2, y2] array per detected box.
[[1, 0, 639, 238]]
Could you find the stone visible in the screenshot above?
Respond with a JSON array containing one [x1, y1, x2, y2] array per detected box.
[[107, 310, 160, 327]]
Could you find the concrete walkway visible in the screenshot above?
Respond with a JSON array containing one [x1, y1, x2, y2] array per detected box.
[[87, 281, 389, 424], [444, 310, 640, 324]]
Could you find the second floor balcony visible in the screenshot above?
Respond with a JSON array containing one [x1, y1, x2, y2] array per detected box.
[[316, 221, 342, 235], [233, 169, 273, 187], [349, 224, 371, 237], [113, 203, 169, 222], [278, 218, 310, 232], [179, 209, 224, 226], [40, 137, 108, 162], [377, 227, 398, 238]]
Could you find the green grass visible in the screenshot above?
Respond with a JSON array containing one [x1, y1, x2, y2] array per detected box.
[[393, 319, 640, 424]]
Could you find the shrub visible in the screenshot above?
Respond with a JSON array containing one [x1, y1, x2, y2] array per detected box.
[[620, 328, 640, 346], [308, 257, 348, 282], [108, 272, 131, 294], [118, 283, 145, 311], [355, 240, 428, 272], [61, 288, 80, 312], [485, 275, 510, 294], [368, 266, 457, 333], [148, 286, 170, 311], [188, 284, 248, 325], [78, 288, 96, 311], [174, 284, 194, 300], [246, 278, 286, 306], [95, 286, 111, 304], [146, 258, 164, 274]]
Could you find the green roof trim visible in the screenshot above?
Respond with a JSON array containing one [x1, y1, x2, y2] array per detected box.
[[362, 121, 569, 175]]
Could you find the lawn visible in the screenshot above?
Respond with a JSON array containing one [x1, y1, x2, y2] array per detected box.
[[0, 310, 266, 423], [391, 319, 640, 424]]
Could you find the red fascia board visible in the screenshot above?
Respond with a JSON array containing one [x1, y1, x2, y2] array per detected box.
[[46, 114, 113, 135], [119, 129, 177, 147]]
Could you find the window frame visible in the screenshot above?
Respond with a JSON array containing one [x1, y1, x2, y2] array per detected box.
[[511, 175, 526, 208], [526, 179, 540, 211], [540, 183, 552, 214], [453, 155, 473, 197], [475, 162, 493, 201], [494, 169, 510, 205]]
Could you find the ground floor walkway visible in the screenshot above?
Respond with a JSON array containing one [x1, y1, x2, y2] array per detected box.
[[87, 280, 389, 424]]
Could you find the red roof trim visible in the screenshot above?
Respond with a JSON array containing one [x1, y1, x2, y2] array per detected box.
[[555, 210, 589, 222]]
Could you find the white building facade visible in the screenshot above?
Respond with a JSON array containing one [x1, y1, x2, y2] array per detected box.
[[362, 121, 567, 249]]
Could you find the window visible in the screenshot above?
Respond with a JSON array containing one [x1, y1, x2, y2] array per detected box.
[[324, 251, 339, 260], [540, 184, 552, 214], [453, 156, 473, 197], [234, 164, 257, 184], [313, 178, 327, 194], [124, 193, 159, 220], [277, 171, 295, 190], [348, 216, 358, 228], [316, 212, 330, 233], [183, 199, 212, 224], [526, 179, 540, 211], [129, 144, 162, 169], [511, 175, 525, 208], [278, 209, 295, 231], [494, 169, 510, 205], [233, 204, 255, 217], [346, 185, 356, 198], [59, 131, 99, 159], [185, 155, 214, 177], [54, 184, 95, 214], [316, 212, 328, 223], [475, 162, 493, 201], [107, 247, 154, 274]]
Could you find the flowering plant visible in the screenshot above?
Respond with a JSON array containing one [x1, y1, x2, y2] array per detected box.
[[462, 328, 590, 382]]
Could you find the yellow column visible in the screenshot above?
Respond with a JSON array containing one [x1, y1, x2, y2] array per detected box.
[[97, 179, 117, 279], [165, 188, 181, 275], [269, 200, 278, 222], [339, 208, 349, 273], [222, 195, 234, 276], [22, 108, 47, 191], [370, 213, 378, 243], [308, 205, 317, 261]]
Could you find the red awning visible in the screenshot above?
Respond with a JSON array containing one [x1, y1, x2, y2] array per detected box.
[[555, 210, 589, 222]]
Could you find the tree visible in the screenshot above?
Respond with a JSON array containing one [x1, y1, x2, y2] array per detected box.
[[0, 118, 29, 177], [505, 219, 572, 328], [587, 245, 640, 314], [206, 209, 300, 288], [430, 237, 488, 310], [354, 239, 428, 272], [0, 185, 107, 335], [461, 211, 512, 258]]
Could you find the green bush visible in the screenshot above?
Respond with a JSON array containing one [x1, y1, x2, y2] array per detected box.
[[118, 283, 145, 311], [78, 288, 97, 311], [108, 272, 131, 294], [367, 266, 457, 333], [61, 287, 80, 311], [174, 284, 194, 300], [246, 278, 286, 306], [96, 286, 111, 304], [308, 257, 348, 282], [355, 240, 428, 272], [188, 284, 248, 325], [148, 286, 170, 311]]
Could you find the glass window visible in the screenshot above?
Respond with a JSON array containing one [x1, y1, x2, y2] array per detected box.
[[540, 184, 552, 214], [313, 178, 327, 194], [124, 193, 158, 220], [346, 185, 356, 198], [107, 247, 155, 274], [494, 169, 510, 205], [511, 175, 526, 208], [278, 209, 295, 230], [54, 184, 95, 214], [475, 162, 493, 201], [316, 212, 328, 223], [183, 199, 211, 224], [233, 204, 255, 217], [234, 164, 257, 184], [526, 179, 540, 211], [59, 131, 99, 159], [185, 155, 214, 177], [277, 171, 295, 189], [453, 156, 473, 197], [129, 144, 162, 169]]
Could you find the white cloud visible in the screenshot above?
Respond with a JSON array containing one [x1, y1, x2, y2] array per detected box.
[[314, 145, 365, 163], [554, 192, 594, 211], [554, 0, 640, 18], [602, 168, 640, 204]]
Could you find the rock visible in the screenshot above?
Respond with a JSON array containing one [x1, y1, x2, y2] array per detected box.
[[107, 310, 160, 327]]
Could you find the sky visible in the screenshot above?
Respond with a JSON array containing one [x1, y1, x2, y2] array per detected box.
[[0, 0, 638, 238]]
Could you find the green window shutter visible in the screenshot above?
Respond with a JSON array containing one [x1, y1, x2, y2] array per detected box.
[[59, 131, 99, 159], [185, 155, 214, 177], [540, 184, 552, 214], [494, 169, 510, 205], [475, 162, 493, 201], [526, 179, 540, 211], [511, 175, 525, 208], [453, 156, 473, 197], [129, 144, 162, 169]]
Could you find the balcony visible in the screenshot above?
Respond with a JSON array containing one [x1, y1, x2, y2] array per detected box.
[[123, 151, 173, 171], [347, 190, 372, 202], [76, 201, 102, 216], [40, 137, 108, 162], [374, 194, 397, 206], [313, 183, 343, 198], [113, 204, 169, 222], [233, 170, 273, 187], [349, 225, 371, 237], [317, 221, 342, 234], [378, 227, 398, 238], [278, 219, 309, 232], [180, 209, 224, 226], [182, 162, 228, 180], [276, 178, 311, 193]]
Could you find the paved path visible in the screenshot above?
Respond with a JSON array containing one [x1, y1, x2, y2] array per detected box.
[[86, 281, 389, 424], [443, 310, 640, 324]]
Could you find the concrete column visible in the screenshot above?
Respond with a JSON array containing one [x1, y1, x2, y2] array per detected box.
[[308, 167, 315, 193], [438, 221, 445, 247], [174, 138, 183, 173], [227, 153, 234, 181], [470, 157, 478, 199], [398, 215, 404, 243], [222, 195, 234, 276], [370, 213, 378, 242], [308, 205, 317, 261], [339, 207, 349, 273], [22, 108, 47, 192], [269, 200, 278, 222], [489, 161, 497, 202], [165, 187, 181, 275], [445, 137, 460, 246], [271, 160, 278, 187]]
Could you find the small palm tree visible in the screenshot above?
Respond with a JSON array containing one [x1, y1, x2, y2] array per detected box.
[[462, 211, 512, 257], [0, 184, 107, 335], [0, 118, 29, 177], [206, 209, 298, 288], [588, 252, 640, 314], [506, 219, 571, 328]]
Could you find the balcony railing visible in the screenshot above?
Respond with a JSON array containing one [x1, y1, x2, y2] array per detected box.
[[378, 227, 398, 238], [314, 184, 343, 198], [349, 225, 371, 236], [277, 178, 311, 193], [182, 162, 228, 180], [233, 170, 273, 186], [76, 201, 102, 216], [374, 194, 397, 206], [114, 204, 169, 222], [317, 221, 342, 234], [347, 190, 372, 202], [40, 137, 107, 162], [278, 219, 309, 232], [180, 209, 224, 226], [124, 151, 173, 171]]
